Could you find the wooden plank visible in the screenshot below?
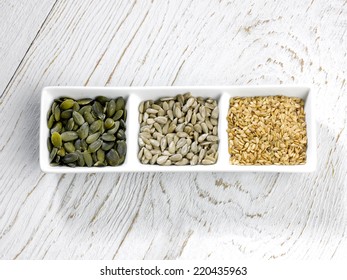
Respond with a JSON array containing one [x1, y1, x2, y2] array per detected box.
[[0, 0, 346, 260], [0, 0, 57, 94]]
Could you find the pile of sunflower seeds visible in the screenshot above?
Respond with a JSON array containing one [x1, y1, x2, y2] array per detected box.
[[138, 92, 219, 165], [47, 96, 126, 167]]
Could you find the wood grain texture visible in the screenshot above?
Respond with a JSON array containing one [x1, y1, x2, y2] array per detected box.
[[0, 0, 346, 259], [0, 0, 57, 94]]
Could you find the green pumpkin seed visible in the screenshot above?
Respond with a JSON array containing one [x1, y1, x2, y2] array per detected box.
[[97, 149, 105, 162], [75, 139, 82, 151], [55, 155, 61, 163], [90, 120, 102, 133], [47, 137, 53, 153], [84, 111, 95, 124], [106, 99, 116, 117], [88, 139, 102, 153], [104, 118, 114, 129], [67, 163, 76, 167], [113, 110, 123, 121], [57, 147, 66, 157], [72, 102, 80, 111], [63, 152, 79, 163], [101, 133, 116, 142], [66, 118, 74, 131], [119, 155, 125, 165], [94, 161, 106, 167], [51, 121, 62, 134], [107, 121, 120, 134], [96, 96, 110, 105], [83, 152, 93, 167], [92, 101, 105, 120], [61, 131, 78, 142], [78, 105, 91, 115], [106, 149, 120, 166], [51, 132, 62, 147], [116, 141, 126, 157], [64, 142, 75, 153], [81, 139, 88, 151], [51, 102, 57, 114], [76, 150, 85, 166], [60, 99, 75, 110], [123, 108, 127, 121], [100, 121, 105, 134], [86, 132, 100, 144], [120, 119, 126, 129], [116, 129, 126, 140], [73, 124, 79, 131], [102, 141, 114, 151], [77, 122, 89, 139], [92, 152, 98, 162], [73, 111, 85, 126], [49, 147, 58, 162], [77, 98, 93, 105], [116, 97, 125, 111], [61, 109, 73, 119], [54, 106, 61, 121], [47, 114, 55, 129]]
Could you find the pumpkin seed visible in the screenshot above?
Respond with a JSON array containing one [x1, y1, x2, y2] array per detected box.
[[47, 137, 53, 152], [51, 122, 62, 134], [96, 96, 110, 105], [86, 132, 100, 144], [101, 133, 116, 142], [106, 149, 120, 166], [76, 150, 85, 166], [106, 99, 116, 117], [66, 118, 74, 131], [64, 142, 75, 153], [84, 111, 95, 124], [47, 114, 55, 129], [77, 122, 89, 139], [72, 111, 85, 126], [77, 98, 93, 105], [92, 101, 105, 120], [104, 118, 115, 129], [116, 140, 126, 156], [49, 147, 58, 162], [51, 132, 62, 148], [107, 121, 120, 134], [102, 141, 114, 151], [88, 139, 102, 153], [60, 99, 75, 110], [97, 149, 105, 162], [61, 109, 73, 119], [116, 97, 125, 111], [116, 129, 126, 140], [57, 147, 66, 157], [83, 152, 93, 167], [113, 110, 123, 121], [61, 131, 78, 142], [90, 120, 102, 133], [63, 152, 79, 163]]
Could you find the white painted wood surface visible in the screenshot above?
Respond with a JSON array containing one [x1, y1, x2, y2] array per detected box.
[[0, 0, 346, 259]]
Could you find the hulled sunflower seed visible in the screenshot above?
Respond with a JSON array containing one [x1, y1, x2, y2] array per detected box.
[[137, 93, 219, 166]]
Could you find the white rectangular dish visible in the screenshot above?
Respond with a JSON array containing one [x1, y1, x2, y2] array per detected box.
[[40, 85, 316, 173]]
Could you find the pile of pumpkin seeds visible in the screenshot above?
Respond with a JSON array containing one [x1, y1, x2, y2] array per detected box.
[[47, 96, 126, 167], [138, 92, 219, 165]]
